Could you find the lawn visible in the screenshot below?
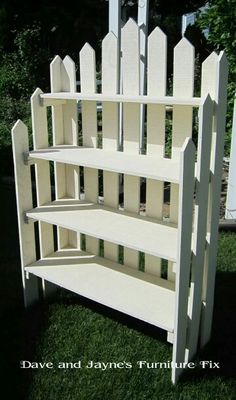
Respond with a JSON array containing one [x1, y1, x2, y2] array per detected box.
[[1, 181, 236, 399]]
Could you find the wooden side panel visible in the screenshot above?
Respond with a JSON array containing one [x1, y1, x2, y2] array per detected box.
[[225, 99, 236, 219], [171, 138, 195, 384], [31, 88, 56, 296], [11, 120, 39, 307], [122, 19, 140, 269], [102, 32, 119, 262], [145, 27, 167, 276], [50, 55, 80, 249], [186, 95, 213, 361], [200, 52, 228, 347], [169, 38, 194, 281], [80, 43, 99, 255]]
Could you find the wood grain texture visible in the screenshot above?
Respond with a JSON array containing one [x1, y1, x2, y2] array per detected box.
[[11, 120, 39, 306]]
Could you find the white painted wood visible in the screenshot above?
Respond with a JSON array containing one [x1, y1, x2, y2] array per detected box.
[[145, 27, 167, 276], [200, 51, 228, 347], [50, 55, 80, 249], [80, 43, 99, 255], [186, 94, 213, 362], [109, 0, 121, 44], [31, 88, 55, 296], [29, 147, 181, 183], [225, 98, 236, 219], [11, 120, 39, 307], [138, 0, 149, 149], [122, 19, 140, 269], [169, 37, 194, 282], [25, 248, 175, 332], [172, 138, 195, 384], [102, 31, 119, 262], [26, 199, 178, 262], [41, 92, 202, 106]]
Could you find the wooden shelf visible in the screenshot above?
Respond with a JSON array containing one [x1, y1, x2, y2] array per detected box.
[[29, 146, 180, 183], [25, 249, 175, 332], [26, 199, 178, 262], [40, 92, 202, 107]]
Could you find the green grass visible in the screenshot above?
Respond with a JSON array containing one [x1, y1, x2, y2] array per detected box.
[[1, 182, 236, 399]]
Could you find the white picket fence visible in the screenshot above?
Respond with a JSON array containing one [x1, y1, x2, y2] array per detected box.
[[12, 19, 228, 384]]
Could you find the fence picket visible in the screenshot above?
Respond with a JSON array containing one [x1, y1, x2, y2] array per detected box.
[[145, 27, 167, 276], [31, 88, 56, 296], [102, 32, 119, 262], [50, 55, 80, 250], [200, 51, 228, 347], [169, 37, 194, 281], [186, 94, 213, 361], [11, 121, 39, 306], [172, 138, 195, 384], [122, 19, 140, 269], [80, 43, 99, 255]]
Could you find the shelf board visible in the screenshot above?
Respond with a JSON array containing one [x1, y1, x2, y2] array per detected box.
[[25, 249, 175, 332], [29, 146, 180, 183], [26, 199, 178, 262], [40, 92, 202, 107]]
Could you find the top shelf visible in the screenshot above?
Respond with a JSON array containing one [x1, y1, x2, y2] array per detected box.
[[40, 92, 202, 107]]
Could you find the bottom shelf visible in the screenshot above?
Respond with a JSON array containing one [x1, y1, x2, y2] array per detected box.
[[25, 250, 175, 333]]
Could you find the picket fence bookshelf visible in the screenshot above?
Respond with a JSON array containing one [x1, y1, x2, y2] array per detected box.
[[12, 19, 228, 383]]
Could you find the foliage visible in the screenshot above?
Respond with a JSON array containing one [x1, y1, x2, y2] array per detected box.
[[0, 24, 50, 163], [197, 0, 236, 155]]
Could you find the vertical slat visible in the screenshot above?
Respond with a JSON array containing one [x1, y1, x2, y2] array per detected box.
[[102, 32, 119, 262], [186, 94, 213, 361], [138, 0, 149, 150], [169, 37, 194, 281], [200, 51, 228, 347], [11, 120, 39, 307], [50, 55, 80, 250], [145, 27, 167, 276], [31, 88, 56, 296], [122, 19, 140, 269], [171, 138, 195, 384], [225, 99, 236, 219], [80, 43, 99, 255]]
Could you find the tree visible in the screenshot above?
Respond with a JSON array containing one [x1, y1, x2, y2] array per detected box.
[[198, 0, 236, 153]]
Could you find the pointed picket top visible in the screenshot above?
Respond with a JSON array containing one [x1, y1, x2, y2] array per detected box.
[[31, 87, 43, 104], [62, 55, 76, 92], [12, 119, 27, 136], [122, 18, 139, 95], [122, 17, 139, 35], [102, 31, 118, 94], [173, 37, 194, 96], [148, 26, 167, 96], [201, 51, 218, 98], [79, 43, 96, 93], [50, 55, 63, 92]]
